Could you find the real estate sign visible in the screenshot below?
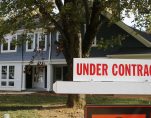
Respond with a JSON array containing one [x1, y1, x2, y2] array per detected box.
[[53, 58, 151, 94], [73, 58, 151, 82], [85, 105, 151, 118]]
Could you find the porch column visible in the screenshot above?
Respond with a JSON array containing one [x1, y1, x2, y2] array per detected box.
[[22, 65, 26, 90], [47, 64, 53, 91]]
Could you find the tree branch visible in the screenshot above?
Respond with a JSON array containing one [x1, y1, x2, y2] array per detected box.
[[82, 1, 102, 57], [55, 0, 63, 11], [82, 0, 90, 26]]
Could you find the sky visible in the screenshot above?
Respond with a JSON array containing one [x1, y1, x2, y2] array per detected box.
[[123, 17, 134, 26]]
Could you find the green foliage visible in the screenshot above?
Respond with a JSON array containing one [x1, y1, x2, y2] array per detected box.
[[87, 95, 151, 105], [0, 0, 151, 47], [97, 34, 127, 50]]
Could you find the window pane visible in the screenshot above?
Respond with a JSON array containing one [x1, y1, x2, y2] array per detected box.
[[3, 42, 8, 50], [39, 33, 46, 50], [28, 43, 32, 49], [9, 81, 14, 86], [1, 81, 6, 86], [57, 32, 62, 41], [55, 67, 62, 81], [9, 66, 15, 79], [2, 66, 7, 79], [39, 40, 45, 49], [10, 42, 16, 50], [92, 37, 97, 46], [27, 34, 34, 50], [58, 33, 62, 40]]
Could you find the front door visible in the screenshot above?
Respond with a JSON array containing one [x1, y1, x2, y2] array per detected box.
[[26, 66, 33, 88], [33, 67, 45, 89]]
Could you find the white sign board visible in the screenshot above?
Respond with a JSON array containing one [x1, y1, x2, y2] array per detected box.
[[53, 81, 151, 94], [73, 58, 151, 82]]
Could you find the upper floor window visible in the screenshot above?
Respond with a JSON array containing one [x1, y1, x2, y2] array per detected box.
[[37, 33, 47, 51], [26, 33, 35, 51], [92, 37, 97, 47], [56, 32, 62, 41], [1, 34, 17, 53]]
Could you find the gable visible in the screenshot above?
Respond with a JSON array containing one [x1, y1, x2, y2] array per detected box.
[[101, 11, 151, 47]]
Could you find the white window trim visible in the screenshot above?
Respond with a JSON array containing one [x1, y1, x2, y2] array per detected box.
[[26, 33, 35, 52], [56, 32, 59, 41], [37, 32, 47, 51], [1, 34, 17, 53], [0, 65, 15, 87], [56, 31, 61, 41]]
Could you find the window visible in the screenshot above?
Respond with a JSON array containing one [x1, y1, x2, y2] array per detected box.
[[92, 37, 97, 47], [1, 65, 15, 87], [37, 33, 47, 51], [9, 81, 14, 86], [1, 81, 6, 86], [1, 34, 17, 52], [10, 36, 16, 50], [9, 66, 15, 79], [26, 33, 35, 51], [3, 42, 8, 51], [56, 32, 62, 41], [2, 66, 7, 79], [55, 67, 62, 81], [54, 66, 68, 82]]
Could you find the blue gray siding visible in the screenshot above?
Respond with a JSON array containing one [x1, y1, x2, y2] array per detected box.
[[0, 32, 65, 61]]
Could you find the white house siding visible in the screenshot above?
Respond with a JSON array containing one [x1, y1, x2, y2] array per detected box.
[[0, 60, 67, 91]]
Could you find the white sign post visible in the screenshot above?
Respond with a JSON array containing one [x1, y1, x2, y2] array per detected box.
[[53, 58, 151, 94]]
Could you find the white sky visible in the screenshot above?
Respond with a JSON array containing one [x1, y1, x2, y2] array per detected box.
[[123, 17, 134, 26]]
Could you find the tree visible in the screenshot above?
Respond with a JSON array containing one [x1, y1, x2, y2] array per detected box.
[[0, 0, 151, 108]]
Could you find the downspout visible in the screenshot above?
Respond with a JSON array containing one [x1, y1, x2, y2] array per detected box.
[[48, 33, 52, 61], [21, 36, 24, 91], [48, 32, 52, 91]]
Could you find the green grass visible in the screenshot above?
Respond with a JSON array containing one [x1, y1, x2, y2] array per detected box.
[[0, 94, 67, 107], [86, 95, 151, 105], [0, 93, 67, 118], [0, 93, 151, 118], [0, 94, 150, 107]]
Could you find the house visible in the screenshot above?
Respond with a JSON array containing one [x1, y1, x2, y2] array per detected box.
[[0, 17, 151, 91]]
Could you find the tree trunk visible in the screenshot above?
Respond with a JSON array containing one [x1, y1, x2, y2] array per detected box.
[[66, 94, 86, 108], [64, 32, 86, 108]]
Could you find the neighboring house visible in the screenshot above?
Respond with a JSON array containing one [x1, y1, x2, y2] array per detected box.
[[0, 16, 151, 91]]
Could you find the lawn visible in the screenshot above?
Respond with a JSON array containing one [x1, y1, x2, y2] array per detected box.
[[0, 93, 151, 118]]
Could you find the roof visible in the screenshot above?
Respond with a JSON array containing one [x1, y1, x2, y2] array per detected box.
[[90, 12, 151, 58], [102, 11, 151, 48], [132, 28, 151, 42]]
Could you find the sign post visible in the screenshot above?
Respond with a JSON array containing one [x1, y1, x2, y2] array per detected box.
[[53, 58, 151, 94], [53, 58, 151, 118]]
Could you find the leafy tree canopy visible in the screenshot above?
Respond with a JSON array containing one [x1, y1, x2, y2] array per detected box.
[[0, 1, 151, 53]]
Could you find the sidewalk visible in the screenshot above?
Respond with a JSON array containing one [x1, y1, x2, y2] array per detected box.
[[0, 91, 36, 95]]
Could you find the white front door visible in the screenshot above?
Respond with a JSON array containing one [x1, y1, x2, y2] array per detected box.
[[33, 67, 45, 89]]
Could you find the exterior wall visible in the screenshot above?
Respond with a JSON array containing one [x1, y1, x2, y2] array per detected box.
[[0, 31, 65, 62], [0, 29, 66, 91]]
